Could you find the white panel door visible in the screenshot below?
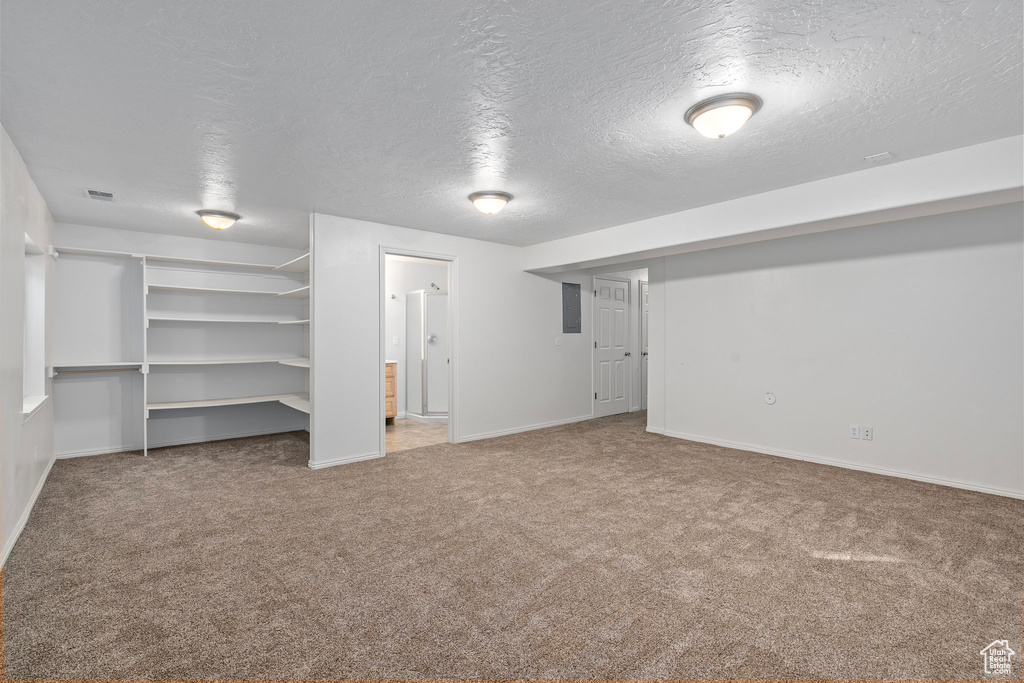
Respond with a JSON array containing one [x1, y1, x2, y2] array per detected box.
[[640, 280, 649, 410], [594, 277, 630, 417]]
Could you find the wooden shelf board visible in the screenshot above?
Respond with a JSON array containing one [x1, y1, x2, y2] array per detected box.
[[273, 253, 309, 273], [277, 285, 310, 299], [149, 358, 306, 366], [279, 395, 310, 414], [147, 393, 306, 411], [148, 284, 289, 296], [146, 316, 298, 324], [278, 358, 310, 368]]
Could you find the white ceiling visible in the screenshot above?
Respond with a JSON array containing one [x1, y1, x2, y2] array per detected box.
[[1, 1, 1021, 249]]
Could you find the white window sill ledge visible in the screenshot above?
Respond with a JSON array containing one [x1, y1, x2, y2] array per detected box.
[[22, 395, 49, 423]]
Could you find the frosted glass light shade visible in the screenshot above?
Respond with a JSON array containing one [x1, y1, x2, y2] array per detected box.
[[685, 94, 762, 139], [197, 210, 240, 229], [469, 191, 512, 214]]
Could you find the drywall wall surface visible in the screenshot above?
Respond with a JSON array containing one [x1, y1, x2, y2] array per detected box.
[[645, 258, 667, 434], [659, 203, 1023, 497], [1, 125, 56, 564], [311, 213, 593, 467], [50, 223, 306, 456], [384, 257, 448, 416]]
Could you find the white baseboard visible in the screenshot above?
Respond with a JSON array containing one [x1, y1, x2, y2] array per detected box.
[[56, 427, 307, 459], [2, 455, 56, 568], [405, 412, 448, 423], [646, 426, 665, 435], [460, 413, 594, 443], [396, 411, 407, 419], [658, 428, 1024, 500], [308, 451, 383, 470]]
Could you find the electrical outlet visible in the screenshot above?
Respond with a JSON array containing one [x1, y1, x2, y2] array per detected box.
[[849, 424, 860, 439], [862, 426, 873, 441], [555, 337, 562, 346]]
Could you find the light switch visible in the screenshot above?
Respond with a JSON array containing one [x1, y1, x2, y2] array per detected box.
[[555, 337, 562, 346], [393, 336, 400, 346]]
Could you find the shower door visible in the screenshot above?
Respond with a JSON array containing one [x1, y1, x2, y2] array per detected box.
[[405, 291, 448, 418]]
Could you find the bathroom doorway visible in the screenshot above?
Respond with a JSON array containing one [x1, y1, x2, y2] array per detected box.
[[382, 251, 454, 454]]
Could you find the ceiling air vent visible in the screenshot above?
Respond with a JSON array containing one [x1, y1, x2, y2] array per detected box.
[[85, 189, 114, 201]]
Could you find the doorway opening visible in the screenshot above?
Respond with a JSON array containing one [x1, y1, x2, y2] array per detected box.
[[382, 251, 455, 455], [591, 268, 648, 418]]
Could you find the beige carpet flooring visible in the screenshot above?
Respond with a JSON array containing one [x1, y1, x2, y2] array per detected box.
[[3, 412, 1021, 679]]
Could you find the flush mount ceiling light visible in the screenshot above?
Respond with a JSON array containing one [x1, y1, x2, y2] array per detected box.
[[197, 209, 240, 230], [468, 191, 512, 215], [685, 93, 762, 139]]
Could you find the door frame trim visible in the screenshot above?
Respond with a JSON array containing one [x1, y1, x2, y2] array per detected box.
[[591, 275, 632, 417], [379, 247, 458, 457], [639, 279, 649, 411]]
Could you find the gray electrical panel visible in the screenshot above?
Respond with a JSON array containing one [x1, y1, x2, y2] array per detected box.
[[562, 282, 581, 333]]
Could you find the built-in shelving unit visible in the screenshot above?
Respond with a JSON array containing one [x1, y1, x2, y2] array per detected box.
[[53, 244, 311, 457]]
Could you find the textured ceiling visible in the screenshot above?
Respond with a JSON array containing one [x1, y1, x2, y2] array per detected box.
[[1, 0, 1021, 248]]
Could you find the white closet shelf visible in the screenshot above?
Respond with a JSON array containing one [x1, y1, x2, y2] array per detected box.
[[277, 285, 310, 298], [149, 358, 307, 366], [147, 393, 307, 411], [147, 284, 290, 296], [53, 361, 143, 368], [278, 358, 310, 368], [273, 253, 309, 273], [279, 395, 310, 414], [56, 246, 279, 269], [146, 316, 302, 324]]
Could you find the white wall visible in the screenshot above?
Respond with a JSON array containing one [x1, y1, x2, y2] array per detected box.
[[310, 213, 594, 468], [650, 203, 1023, 498], [1, 125, 57, 565], [384, 257, 448, 416], [52, 223, 307, 457]]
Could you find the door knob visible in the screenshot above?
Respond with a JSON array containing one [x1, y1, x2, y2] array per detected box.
[[624, 352, 631, 357], [641, 351, 648, 356]]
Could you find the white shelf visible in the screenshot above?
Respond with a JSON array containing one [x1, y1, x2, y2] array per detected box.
[[53, 361, 143, 368], [147, 316, 301, 324], [56, 246, 279, 269], [277, 285, 310, 299], [278, 358, 310, 368], [149, 358, 306, 366], [279, 395, 310, 414], [23, 395, 49, 422], [148, 284, 289, 296], [274, 253, 309, 273], [147, 392, 307, 411], [144, 254, 279, 270]]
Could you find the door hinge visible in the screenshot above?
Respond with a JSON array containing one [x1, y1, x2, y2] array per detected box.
[[595, 392, 597, 399], [594, 290, 596, 297], [594, 341, 597, 349]]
